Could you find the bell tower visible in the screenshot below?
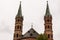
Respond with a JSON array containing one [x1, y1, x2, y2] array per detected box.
[[13, 1, 23, 40], [44, 1, 53, 40]]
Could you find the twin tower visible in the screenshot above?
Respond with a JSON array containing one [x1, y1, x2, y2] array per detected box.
[[13, 1, 53, 40]]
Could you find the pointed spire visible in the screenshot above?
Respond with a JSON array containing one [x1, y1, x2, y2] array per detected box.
[[45, 1, 51, 16], [16, 1, 22, 17]]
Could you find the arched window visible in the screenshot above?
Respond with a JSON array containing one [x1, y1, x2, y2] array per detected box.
[[48, 25, 49, 28], [17, 25, 19, 29], [16, 34, 18, 37], [47, 19, 49, 22], [48, 34, 50, 38]]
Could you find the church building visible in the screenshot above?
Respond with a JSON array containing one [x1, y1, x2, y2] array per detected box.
[[13, 1, 53, 40]]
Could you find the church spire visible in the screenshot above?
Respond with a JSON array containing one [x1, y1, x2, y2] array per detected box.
[[14, 1, 23, 40], [16, 1, 22, 17], [45, 1, 51, 16], [44, 1, 53, 40]]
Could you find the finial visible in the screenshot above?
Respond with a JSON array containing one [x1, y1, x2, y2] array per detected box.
[[20, 1, 21, 4], [31, 23, 33, 28], [47, 1, 48, 3]]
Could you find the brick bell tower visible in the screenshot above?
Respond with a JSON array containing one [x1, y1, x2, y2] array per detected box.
[[13, 1, 23, 40], [44, 1, 53, 40]]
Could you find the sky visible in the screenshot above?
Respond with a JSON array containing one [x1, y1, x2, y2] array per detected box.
[[0, 0, 60, 40]]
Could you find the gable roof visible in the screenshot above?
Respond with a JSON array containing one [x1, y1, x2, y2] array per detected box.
[[23, 28, 39, 38]]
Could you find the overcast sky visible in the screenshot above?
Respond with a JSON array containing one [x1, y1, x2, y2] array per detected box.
[[0, 0, 60, 40]]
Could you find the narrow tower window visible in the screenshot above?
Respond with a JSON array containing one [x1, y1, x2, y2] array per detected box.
[[16, 34, 18, 37], [48, 25, 49, 28], [47, 19, 49, 22], [17, 25, 19, 29], [48, 34, 50, 38]]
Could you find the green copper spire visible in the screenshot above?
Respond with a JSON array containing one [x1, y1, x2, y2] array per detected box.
[[45, 1, 51, 16], [16, 1, 22, 17]]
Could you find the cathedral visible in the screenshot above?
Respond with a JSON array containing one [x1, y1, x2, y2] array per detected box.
[[13, 1, 53, 40]]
